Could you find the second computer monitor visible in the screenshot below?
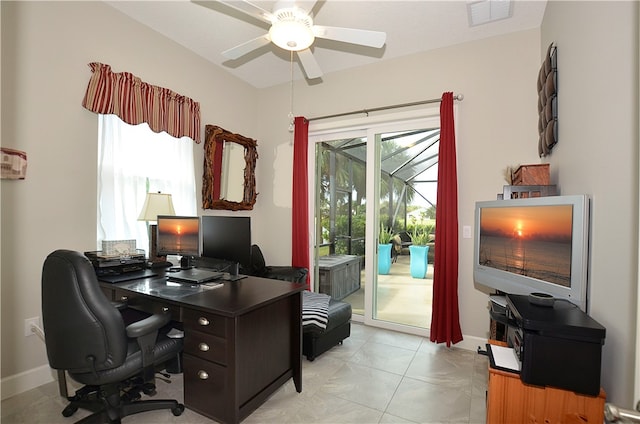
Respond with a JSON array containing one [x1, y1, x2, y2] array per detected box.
[[201, 216, 251, 272]]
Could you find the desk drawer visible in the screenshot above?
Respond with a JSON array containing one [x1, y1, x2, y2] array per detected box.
[[183, 308, 227, 338], [183, 354, 228, 422], [185, 330, 227, 365], [113, 288, 181, 319]]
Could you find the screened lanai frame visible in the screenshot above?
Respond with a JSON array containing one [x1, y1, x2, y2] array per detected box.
[[317, 126, 440, 257]]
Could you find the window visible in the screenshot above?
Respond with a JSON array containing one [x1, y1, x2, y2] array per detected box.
[[97, 114, 197, 253]]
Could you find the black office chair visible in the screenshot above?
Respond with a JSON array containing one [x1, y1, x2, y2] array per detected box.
[[41, 249, 185, 423], [246, 244, 308, 284]]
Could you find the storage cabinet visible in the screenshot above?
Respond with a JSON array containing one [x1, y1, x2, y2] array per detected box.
[[317, 255, 361, 300], [486, 364, 605, 423], [182, 308, 232, 423]]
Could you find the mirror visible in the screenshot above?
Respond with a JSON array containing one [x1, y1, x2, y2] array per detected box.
[[202, 125, 258, 211]]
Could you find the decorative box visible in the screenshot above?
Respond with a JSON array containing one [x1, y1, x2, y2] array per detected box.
[[512, 164, 550, 185], [101, 239, 138, 256]]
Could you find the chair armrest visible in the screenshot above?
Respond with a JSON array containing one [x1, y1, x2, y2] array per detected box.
[[126, 312, 171, 339], [126, 312, 173, 382], [265, 266, 309, 284]]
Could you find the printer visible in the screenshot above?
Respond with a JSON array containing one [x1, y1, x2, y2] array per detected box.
[[506, 294, 606, 396]]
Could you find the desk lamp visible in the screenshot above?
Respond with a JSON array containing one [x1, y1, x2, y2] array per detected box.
[[138, 192, 175, 263]]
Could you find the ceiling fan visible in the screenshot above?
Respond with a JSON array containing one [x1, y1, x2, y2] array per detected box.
[[198, 0, 387, 80]]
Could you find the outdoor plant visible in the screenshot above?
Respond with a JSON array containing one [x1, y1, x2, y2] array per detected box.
[[379, 222, 393, 244], [411, 227, 430, 246]]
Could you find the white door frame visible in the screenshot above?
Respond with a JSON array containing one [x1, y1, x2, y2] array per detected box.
[[308, 107, 441, 335]]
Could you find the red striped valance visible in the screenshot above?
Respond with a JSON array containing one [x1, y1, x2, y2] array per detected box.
[[81, 62, 201, 143]]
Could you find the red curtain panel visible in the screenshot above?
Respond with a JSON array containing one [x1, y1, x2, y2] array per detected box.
[[430, 92, 463, 346], [292, 117, 311, 289]]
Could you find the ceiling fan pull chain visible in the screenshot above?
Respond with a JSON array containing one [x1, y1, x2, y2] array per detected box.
[[288, 50, 295, 132]]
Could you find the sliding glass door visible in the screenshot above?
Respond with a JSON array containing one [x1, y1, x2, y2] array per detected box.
[[314, 132, 367, 315], [373, 127, 439, 330], [311, 112, 440, 335]]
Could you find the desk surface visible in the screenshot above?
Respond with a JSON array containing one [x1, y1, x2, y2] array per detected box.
[[108, 272, 305, 317]]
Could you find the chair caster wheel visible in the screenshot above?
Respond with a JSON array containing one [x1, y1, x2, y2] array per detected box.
[[62, 404, 78, 417], [142, 383, 156, 396], [172, 403, 185, 416]]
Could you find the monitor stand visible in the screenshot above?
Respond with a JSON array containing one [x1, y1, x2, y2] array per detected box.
[[224, 262, 246, 281], [180, 255, 194, 269]]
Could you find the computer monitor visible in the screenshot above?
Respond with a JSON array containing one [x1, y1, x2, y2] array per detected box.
[[156, 216, 200, 267], [201, 216, 251, 273]]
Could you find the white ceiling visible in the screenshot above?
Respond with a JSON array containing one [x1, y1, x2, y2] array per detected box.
[[106, 0, 547, 89]]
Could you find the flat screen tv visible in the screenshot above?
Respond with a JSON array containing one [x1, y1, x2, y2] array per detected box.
[[201, 216, 251, 271], [473, 194, 590, 311], [156, 215, 201, 258]]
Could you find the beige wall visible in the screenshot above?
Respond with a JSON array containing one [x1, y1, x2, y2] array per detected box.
[[254, 1, 639, 406], [0, 1, 258, 396], [540, 0, 639, 407], [255, 28, 543, 347], [1, 0, 638, 408]]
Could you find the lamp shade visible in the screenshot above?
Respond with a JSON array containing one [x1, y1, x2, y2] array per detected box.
[[137, 192, 176, 222]]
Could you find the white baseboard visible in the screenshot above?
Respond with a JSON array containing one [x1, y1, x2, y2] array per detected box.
[[351, 320, 488, 352], [455, 334, 488, 352], [1, 364, 56, 401]]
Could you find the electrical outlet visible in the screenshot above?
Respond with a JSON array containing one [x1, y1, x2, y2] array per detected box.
[[24, 317, 40, 337]]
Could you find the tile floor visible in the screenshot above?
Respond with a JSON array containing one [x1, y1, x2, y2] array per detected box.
[[1, 323, 488, 423], [343, 254, 434, 329]]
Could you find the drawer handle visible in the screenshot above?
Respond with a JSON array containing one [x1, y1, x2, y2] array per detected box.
[[162, 307, 169, 313], [198, 370, 209, 380], [120, 296, 128, 302], [198, 343, 210, 352], [198, 317, 210, 326]]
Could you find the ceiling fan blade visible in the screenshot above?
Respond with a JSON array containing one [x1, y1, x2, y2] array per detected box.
[[194, 0, 274, 24], [312, 25, 386, 48], [222, 34, 271, 59], [297, 49, 323, 79]]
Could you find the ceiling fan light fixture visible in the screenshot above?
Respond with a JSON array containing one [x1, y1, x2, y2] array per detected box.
[[269, 9, 315, 51]]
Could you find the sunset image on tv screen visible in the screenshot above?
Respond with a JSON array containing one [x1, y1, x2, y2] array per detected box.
[[479, 204, 573, 287]]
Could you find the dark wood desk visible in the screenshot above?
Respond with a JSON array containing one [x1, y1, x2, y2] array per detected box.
[[100, 273, 304, 424]]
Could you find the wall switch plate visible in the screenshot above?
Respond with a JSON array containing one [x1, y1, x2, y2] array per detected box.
[[463, 225, 472, 239]]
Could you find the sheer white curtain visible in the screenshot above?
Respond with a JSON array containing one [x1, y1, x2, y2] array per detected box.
[[97, 114, 197, 252]]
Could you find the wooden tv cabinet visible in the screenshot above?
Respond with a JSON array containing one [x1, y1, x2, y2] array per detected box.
[[486, 343, 605, 423]]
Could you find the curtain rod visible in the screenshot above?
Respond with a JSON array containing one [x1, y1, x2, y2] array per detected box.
[[307, 93, 464, 122]]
